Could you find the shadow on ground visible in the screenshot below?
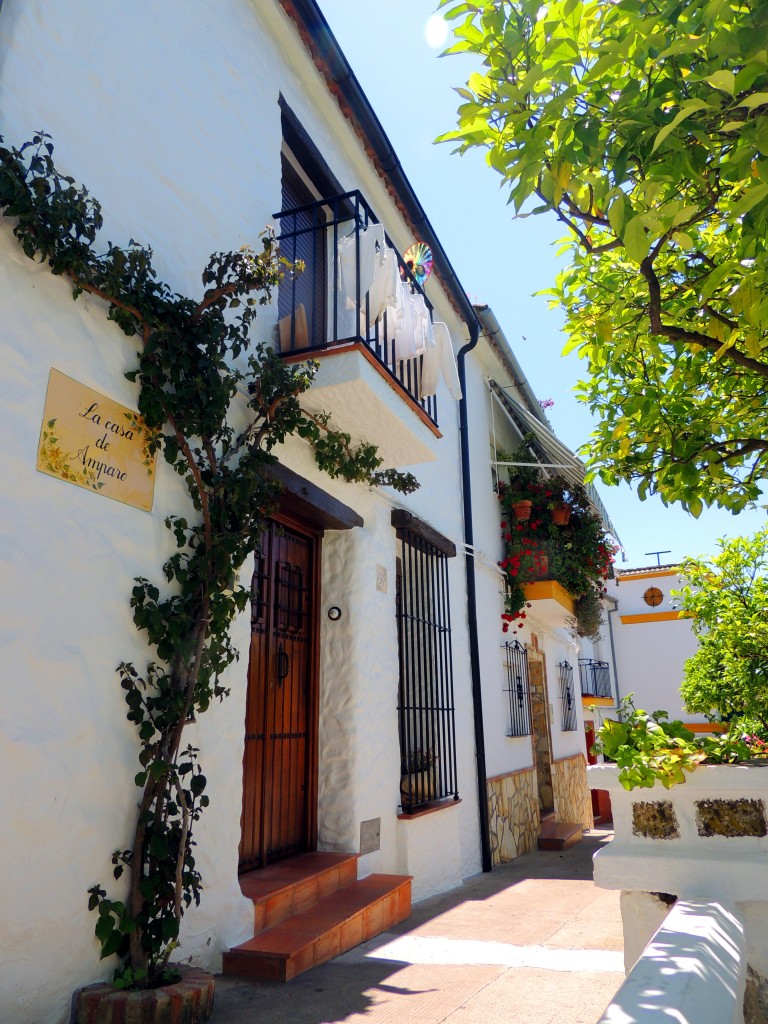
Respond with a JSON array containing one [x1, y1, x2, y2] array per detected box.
[[210, 830, 617, 1024]]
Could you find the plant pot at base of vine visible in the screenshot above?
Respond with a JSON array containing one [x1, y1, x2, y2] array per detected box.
[[72, 965, 215, 1024], [511, 500, 532, 522]]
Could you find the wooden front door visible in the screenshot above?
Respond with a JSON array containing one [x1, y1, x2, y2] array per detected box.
[[239, 518, 318, 872]]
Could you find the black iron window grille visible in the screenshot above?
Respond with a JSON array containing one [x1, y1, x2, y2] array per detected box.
[[578, 658, 612, 699], [274, 189, 438, 427], [394, 523, 458, 813], [501, 640, 533, 737], [558, 661, 578, 731]]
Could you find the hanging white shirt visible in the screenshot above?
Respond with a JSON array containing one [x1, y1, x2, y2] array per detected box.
[[421, 321, 462, 400], [367, 245, 399, 327], [336, 221, 384, 310], [393, 280, 426, 362]]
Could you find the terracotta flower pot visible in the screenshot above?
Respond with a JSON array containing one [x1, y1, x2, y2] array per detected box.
[[550, 503, 571, 526], [511, 500, 532, 522]]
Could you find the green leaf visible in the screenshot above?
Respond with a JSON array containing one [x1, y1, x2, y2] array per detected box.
[[705, 70, 736, 95], [731, 183, 768, 219], [739, 93, 768, 110], [651, 100, 712, 153], [623, 215, 650, 263]]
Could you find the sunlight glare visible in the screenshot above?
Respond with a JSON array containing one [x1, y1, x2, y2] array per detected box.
[[425, 13, 449, 49]]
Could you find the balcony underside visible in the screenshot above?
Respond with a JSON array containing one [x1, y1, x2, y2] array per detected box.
[[524, 580, 575, 630], [282, 343, 440, 469]]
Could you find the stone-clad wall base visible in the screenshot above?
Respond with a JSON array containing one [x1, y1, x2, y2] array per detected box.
[[553, 754, 594, 830], [487, 767, 540, 866]]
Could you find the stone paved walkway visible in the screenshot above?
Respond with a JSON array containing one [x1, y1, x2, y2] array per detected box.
[[211, 828, 623, 1024]]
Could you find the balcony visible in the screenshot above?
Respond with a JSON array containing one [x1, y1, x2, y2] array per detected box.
[[275, 191, 441, 468], [579, 659, 612, 700]]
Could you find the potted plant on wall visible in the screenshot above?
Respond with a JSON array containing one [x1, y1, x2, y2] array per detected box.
[[497, 441, 616, 638], [593, 528, 768, 793], [400, 748, 438, 806], [498, 437, 540, 522]]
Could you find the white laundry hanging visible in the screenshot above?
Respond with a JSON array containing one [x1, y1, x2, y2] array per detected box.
[[366, 244, 399, 326], [421, 321, 462, 400], [392, 279, 427, 362], [336, 221, 384, 310]]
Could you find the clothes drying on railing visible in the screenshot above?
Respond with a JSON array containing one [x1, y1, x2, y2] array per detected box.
[[336, 221, 384, 310], [393, 281, 430, 361], [336, 221, 401, 335], [421, 321, 462, 401], [366, 244, 399, 326]]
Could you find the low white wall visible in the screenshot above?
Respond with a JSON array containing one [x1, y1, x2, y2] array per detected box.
[[600, 899, 746, 1024], [590, 763, 768, 981]]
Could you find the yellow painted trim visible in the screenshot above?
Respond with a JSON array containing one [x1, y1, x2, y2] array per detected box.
[[582, 696, 614, 707], [524, 580, 575, 613], [617, 569, 677, 581], [620, 610, 689, 624]]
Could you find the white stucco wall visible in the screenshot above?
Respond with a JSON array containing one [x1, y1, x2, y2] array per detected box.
[[608, 570, 700, 722], [0, 1, 485, 1019], [460, 344, 588, 778]]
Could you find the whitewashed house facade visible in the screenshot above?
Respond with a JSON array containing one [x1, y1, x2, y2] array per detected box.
[[0, 1, 604, 1020]]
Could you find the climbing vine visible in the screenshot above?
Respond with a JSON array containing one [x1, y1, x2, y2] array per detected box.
[[0, 132, 418, 988]]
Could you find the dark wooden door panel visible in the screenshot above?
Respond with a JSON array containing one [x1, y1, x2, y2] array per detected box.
[[239, 522, 315, 872]]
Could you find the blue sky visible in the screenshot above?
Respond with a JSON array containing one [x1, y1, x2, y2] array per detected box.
[[319, 0, 767, 567]]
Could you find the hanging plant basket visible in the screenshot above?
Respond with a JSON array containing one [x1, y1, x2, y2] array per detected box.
[[550, 503, 571, 526], [511, 500, 533, 521]]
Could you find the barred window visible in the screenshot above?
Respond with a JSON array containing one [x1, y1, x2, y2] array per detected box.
[[502, 640, 533, 737], [558, 661, 578, 731], [393, 511, 458, 813]]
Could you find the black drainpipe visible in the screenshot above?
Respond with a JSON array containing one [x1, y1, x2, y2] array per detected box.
[[458, 319, 493, 873]]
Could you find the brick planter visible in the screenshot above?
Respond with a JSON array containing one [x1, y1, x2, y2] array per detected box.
[[72, 965, 215, 1024]]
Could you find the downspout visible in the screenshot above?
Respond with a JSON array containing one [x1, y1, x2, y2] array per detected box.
[[458, 318, 493, 873]]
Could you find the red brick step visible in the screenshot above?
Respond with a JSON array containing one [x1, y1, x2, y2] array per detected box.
[[223, 854, 411, 982]]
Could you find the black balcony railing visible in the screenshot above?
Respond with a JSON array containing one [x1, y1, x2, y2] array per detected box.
[[274, 190, 438, 427], [579, 658, 612, 699]]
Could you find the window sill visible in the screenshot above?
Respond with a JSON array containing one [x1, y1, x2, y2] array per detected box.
[[398, 797, 462, 821]]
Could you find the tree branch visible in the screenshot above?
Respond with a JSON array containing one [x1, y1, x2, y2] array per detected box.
[[639, 256, 768, 378]]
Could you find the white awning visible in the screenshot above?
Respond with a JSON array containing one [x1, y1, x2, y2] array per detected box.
[[488, 381, 624, 553]]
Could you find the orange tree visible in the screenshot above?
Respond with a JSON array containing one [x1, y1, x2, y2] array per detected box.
[[439, 0, 768, 516]]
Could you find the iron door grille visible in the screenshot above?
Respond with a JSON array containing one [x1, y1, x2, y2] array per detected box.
[[558, 661, 578, 731], [395, 528, 458, 813], [502, 640, 533, 737]]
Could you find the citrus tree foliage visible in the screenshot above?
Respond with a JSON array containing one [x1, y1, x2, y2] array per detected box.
[[677, 528, 768, 728], [0, 132, 417, 988], [439, 0, 768, 513]]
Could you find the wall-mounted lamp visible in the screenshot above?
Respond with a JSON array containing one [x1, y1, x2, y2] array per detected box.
[[327, 606, 342, 621]]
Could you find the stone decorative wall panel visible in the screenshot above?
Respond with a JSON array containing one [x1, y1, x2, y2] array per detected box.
[[487, 767, 539, 865], [632, 801, 680, 839], [696, 798, 767, 838], [552, 753, 594, 829]]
